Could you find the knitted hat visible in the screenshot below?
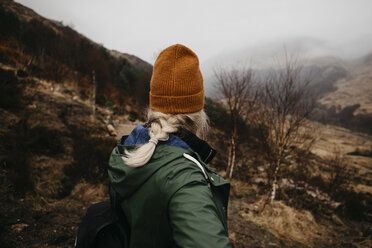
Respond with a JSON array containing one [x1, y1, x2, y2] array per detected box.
[[150, 44, 204, 114]]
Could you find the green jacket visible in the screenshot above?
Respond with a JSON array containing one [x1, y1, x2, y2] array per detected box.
[[108, 125, 231, 248]]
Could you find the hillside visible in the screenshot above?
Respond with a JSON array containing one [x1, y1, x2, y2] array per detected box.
[[0, 0, 152, 114], [2, 61, 371, 247], [308, 53, 372, 134], [0, 0, 152, 246], [319, 53, 372, 115]]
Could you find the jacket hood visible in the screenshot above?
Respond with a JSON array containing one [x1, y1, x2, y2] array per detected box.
[[108, 125, 193, 198], [108, 124, 218, 199]]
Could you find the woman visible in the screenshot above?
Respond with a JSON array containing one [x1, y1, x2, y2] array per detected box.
[[108, 44, 232, 247]]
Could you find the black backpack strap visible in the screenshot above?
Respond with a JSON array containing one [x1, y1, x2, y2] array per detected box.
[[75, 201, 119, 248], [75, 185, 130, 248], [109, 184, 131, 244]]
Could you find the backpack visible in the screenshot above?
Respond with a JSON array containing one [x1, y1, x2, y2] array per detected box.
[[75, 185, 130, 248]]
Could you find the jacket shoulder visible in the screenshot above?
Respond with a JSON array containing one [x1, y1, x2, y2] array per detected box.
[[153, 149, 208, 199]]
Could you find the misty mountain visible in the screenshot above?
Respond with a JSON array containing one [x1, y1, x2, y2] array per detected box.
[[203, 39, 371, 107], [202, 37, 371, 99], [205, 55, 349, 99], [203, 39, 372, 134]]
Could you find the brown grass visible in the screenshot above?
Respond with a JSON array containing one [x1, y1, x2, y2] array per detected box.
[[239, 198, 324, 246], [70, 181, 108, 204]]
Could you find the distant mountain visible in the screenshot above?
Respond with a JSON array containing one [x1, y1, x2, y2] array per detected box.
[[202, 38, 371, 100], [203, 40, 372, 134], [319, 52, 372, 115], [205, 53, 350, 100], [0, 0, 152, 112]]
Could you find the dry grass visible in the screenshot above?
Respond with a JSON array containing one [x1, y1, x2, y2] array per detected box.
[[311, 123, 372, 157], [353, 184, 372, 194], [226, 118, 372, 247], [70, 181, 108, 204], [309, 123, 372, 195], [30, 155, 72, 197], [228, 180, 323, 247], [238, 198, 324, 246]]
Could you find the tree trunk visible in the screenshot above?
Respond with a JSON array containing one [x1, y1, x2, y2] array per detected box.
[[91, 70, 96, 120], [226, 123, 237, 179], [225, 137, 233, 178], [229, 137, 236, 179], [270, 161, 280, 203]]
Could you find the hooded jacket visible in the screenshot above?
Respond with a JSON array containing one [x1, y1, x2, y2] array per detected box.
[[108, 124, 232, 248]]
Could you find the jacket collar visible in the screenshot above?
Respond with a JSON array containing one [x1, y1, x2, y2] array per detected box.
[[173, 128, 216, 164]]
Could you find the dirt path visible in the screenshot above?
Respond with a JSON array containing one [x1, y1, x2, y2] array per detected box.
[[115, 123, 136, 138]]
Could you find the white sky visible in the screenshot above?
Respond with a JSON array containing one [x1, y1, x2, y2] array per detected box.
[[15, 0, 372, 65]]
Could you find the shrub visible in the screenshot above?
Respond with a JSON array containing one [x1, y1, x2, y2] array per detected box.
[[0, 68, 23, 110], [204, 97, 230, 131], [1, 118, 34, 195], [325, 152, 353, 198], [63, 127, 116, 195]]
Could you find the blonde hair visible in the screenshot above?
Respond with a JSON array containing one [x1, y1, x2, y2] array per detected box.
[[122, 109, 209, 167]]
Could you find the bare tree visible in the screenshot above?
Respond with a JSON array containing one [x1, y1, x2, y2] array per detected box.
[[91, 70, 96, 120], [214, 66, 259, 178], [251, 58, 315, 203], [325, 149, 353, 197]]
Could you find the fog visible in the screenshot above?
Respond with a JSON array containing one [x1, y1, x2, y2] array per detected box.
[[15, 0, 372, 67]]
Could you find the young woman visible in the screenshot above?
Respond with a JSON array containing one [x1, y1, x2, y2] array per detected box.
[[108, 44, 232, 247]]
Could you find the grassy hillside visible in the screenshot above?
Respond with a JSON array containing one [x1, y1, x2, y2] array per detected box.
[[319, 53, 372, 115], [310, 54, 372, 134], [0, 0, 152, 114], [0, 65, 116, 247], [0, 0, 152, 246]]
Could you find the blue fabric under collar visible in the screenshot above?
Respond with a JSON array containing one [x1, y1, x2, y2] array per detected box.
[[123, 124, 190, 149]]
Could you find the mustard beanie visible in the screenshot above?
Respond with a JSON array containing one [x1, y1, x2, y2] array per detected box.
[[149, 44, 204, 114]]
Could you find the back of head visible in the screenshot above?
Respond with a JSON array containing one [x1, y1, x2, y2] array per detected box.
[[123, 44, 208, 167]]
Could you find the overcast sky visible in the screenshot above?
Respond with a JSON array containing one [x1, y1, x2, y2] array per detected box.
[[16, 0, 372, 65]]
